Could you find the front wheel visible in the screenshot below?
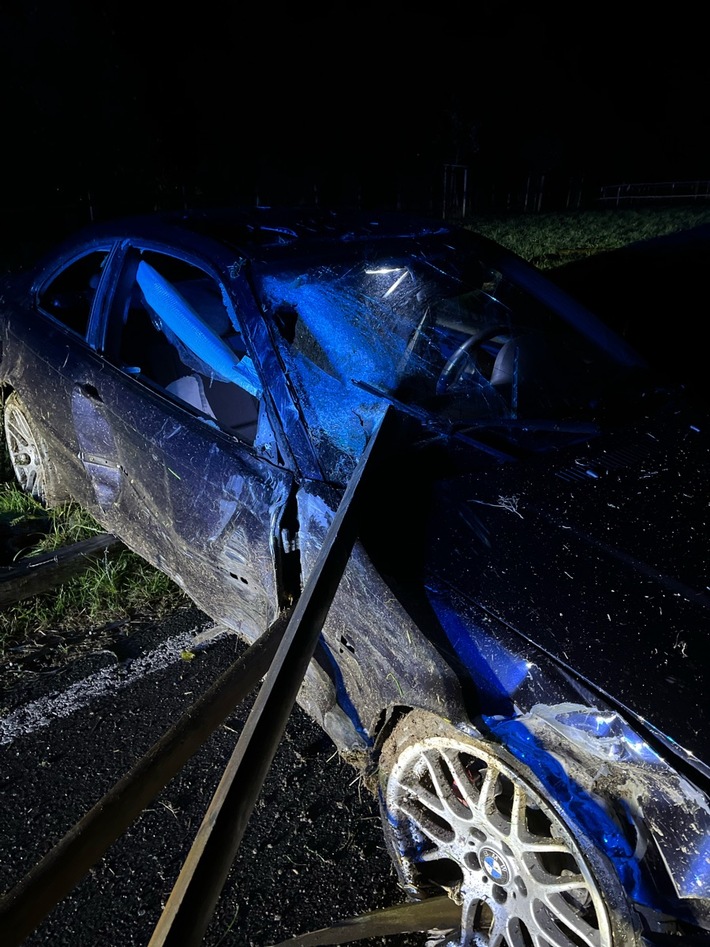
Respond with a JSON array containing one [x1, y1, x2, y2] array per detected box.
[[377, 711, 641, 947]]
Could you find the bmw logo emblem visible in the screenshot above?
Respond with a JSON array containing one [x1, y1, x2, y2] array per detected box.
[[479, 845, 511, 885]]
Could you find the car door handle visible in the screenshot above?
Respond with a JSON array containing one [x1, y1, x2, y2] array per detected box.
[[75, 382, 103, 403]]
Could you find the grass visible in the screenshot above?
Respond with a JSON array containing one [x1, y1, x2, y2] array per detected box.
[[2, 202, 709, 665], [0, 479, 187, 664], [7, 492, 103, 551], [466, 204, 710, 268], [1, 546, 184, 643], [0, 481, 47, 519]]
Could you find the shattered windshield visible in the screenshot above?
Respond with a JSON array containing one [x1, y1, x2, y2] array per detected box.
[[255, 235, 646, 481]]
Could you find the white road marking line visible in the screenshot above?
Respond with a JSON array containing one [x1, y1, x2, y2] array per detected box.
[[0, 631, 194, 746]]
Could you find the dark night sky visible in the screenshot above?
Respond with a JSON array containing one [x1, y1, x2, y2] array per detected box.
[[1, 3, 708, 213]]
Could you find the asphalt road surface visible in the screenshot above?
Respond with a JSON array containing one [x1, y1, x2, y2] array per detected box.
[[0, 604, 422, 947]]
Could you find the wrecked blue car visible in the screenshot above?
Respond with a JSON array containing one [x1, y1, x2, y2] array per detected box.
[[1, 207, 708, 946]]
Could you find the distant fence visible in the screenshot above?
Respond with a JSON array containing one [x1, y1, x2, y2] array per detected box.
[[4, 175, 710, 259], [598, 180, 710, 205], [444, 173, 710, 217], [442, 167, 588, 218]]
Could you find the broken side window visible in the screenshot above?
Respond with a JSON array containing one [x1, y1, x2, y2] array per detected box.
[[107, 250, 265, 446]]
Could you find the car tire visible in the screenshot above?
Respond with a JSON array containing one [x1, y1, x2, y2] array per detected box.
[[3, 392, 66, 506], [377, 710, 642, 947]]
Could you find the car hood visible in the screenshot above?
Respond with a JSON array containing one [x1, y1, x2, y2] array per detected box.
[[424, 402, 710, 766]]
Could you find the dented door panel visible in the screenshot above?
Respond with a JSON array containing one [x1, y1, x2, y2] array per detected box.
[[87, 364, 292, 639]]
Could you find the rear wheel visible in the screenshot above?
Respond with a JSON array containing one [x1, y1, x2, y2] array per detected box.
[[378, 711, 641, 947], [3, 392, 64, 505]]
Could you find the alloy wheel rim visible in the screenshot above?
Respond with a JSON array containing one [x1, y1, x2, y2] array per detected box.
[[5, 403, 46, 498], [385, 735, 612, 947]]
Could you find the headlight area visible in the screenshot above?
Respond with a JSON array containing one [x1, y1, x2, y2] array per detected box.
[[486, 702, 710, 936]]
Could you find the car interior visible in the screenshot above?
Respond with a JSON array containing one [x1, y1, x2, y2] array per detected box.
[[114, 258, 262, 444]]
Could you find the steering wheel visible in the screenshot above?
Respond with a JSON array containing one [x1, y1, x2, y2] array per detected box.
[[436, 325, 510, 395]]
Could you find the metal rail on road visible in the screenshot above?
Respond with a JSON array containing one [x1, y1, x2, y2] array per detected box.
[[270, 896, 462, 946], [0, 616, 288, 947], [0, 532, 122, 605]]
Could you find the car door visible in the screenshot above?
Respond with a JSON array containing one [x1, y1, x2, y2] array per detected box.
[[72, 243, 297, 640], [2, 245, 117, 510]]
